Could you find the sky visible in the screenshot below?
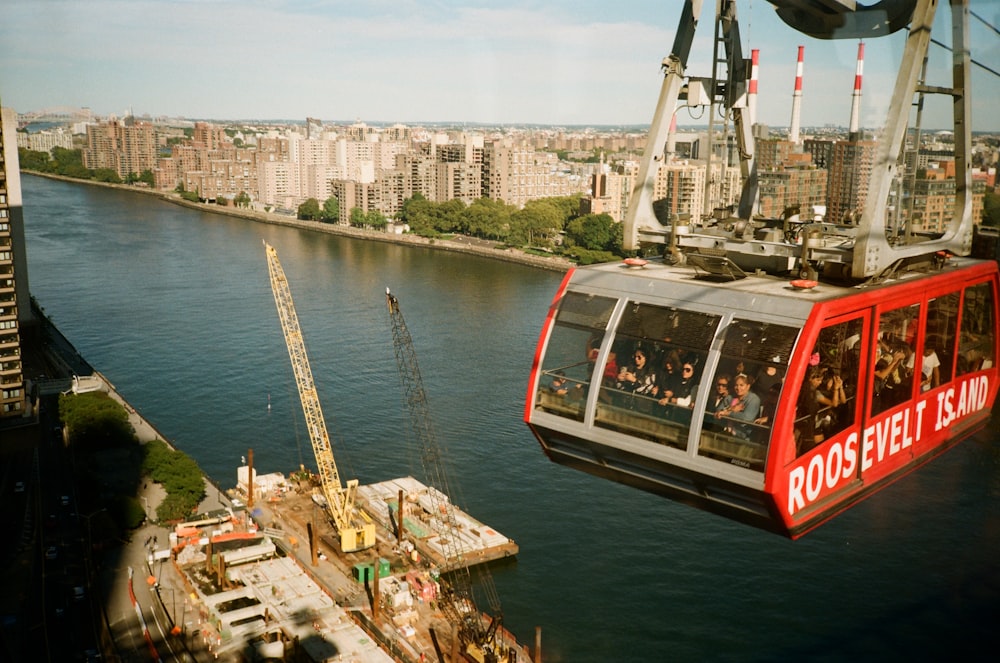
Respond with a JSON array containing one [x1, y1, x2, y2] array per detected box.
[[1, 0, 999, 131]]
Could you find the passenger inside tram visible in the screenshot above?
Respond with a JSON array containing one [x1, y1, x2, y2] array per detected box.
[[657, 350, 683, 400], [616, 347, 658, 397], [795, 317, 863, 456], [715, 374, 761, 439], [957, 282, 995, 374], [872, 305, 919, 415]]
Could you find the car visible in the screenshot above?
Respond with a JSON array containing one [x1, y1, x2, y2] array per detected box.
[[13, 481, 24, 493], [72, 586, 85, 602], [60, 495, 70, 507], [45, 546, 58, 560]]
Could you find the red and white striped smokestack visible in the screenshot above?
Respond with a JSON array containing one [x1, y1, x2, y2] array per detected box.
[[749, 48, 759, 126], [789, 46, 804, 144], [849, 41, 864, 137]]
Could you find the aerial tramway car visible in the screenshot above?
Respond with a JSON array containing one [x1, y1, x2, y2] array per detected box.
[[525, 0, 1000, 538]]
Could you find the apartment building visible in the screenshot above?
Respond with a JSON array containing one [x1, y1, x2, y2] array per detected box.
[[16, 126, 74, 154], [825, 139, 876, 223], [650, 160, 742, 219], [482, 140, 585, 207], [82, 116, 158, 180], [757, 167, 828, 219], [0, 106, 28, 420]]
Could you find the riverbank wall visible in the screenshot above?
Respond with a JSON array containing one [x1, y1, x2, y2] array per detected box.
[[24, 172, 575, 273]]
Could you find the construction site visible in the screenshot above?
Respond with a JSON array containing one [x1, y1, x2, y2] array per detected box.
[[144, 243, 531, 662]]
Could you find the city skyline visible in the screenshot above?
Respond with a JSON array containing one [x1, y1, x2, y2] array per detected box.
[[2, 1, 999, 131]]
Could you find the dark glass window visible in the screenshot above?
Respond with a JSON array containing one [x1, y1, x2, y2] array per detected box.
[[699, 319, 801, 471], [534, 291, 618, 422], [957, 282, 995, 375], [594, 302, 721, 451]]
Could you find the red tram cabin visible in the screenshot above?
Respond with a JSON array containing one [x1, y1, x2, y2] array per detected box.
[[525, 258, 999, 538]]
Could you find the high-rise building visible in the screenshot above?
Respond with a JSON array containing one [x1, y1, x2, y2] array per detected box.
[[0, 106, 29, 420], [82, 116, 158, 180], [826, 139, 876, 223]]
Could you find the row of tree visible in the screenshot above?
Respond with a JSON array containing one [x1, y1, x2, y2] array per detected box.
[[297, 193, 626, 264], [18, 147, 155, 186]]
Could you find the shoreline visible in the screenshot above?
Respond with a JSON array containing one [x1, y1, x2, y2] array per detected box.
[[24, 171, 575, 273]]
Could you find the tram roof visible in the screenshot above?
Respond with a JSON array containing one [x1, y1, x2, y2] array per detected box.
[[566, 256, 991, 324]]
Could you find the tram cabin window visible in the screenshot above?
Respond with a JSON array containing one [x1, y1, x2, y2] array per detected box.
[[957, 282, 995, 375], [595, 303, 721, 451], [700, 318, 799, 471], [535, 291, 617, 421], [795, 317, 863, 457], [871, 304, 920, 416]]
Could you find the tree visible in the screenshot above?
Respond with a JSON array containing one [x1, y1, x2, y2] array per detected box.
[[321, 196, 340, 223], [139, 169, 155, 187], [18, 148, 53, 172], [58, 392, 136, 450], [93, 168, 122, 184], [513, 200, 564, 247], [297, 198, 321, 220], [983, 191, 1000, 228], [349, 207, 367, 228], [466, 197, 512, 241], [234, 191, 252, 208], [565, 213, 616, 251], [366, 209, 388, 230]]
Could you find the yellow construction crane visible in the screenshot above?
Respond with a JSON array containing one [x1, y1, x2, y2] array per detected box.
[[386, 289, 511, 663], [264, 241, 375, 553]]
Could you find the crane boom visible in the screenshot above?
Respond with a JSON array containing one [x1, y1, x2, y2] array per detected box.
[[385, 289, 508, 663], [264, 241, 375, 553]]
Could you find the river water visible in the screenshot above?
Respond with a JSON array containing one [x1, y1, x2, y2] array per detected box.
[[20, 175, 1000, 662]]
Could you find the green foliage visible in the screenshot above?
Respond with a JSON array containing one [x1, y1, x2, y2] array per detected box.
[[141, 440, 206, 521], [18, 148, 53, 171], [139, 170, 155, 187], [58, 392, 136, 450], [234, 191, 252, 208], [180, 190, 200, 202], [93, 168, 122, 184], [18, 146, 93, 180], [466, 198, 512, 240], [983, 191, 1000, 228], [321, 196, 340, 223], [564, 213, 618, 251], [110, 495, 147, 530], [298, 197, 321, 220], [349, 207, 388, 230], [566, 247, 621, 265]]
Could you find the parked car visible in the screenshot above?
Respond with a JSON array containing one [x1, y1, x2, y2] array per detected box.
[[45, 546, 58, 560], [13, 481, 25, 493]]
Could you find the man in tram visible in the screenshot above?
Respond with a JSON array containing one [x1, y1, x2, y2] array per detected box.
[[716, 374, 761, 439]]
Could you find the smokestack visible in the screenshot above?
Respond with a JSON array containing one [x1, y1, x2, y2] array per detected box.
[[749, 49, 759, 127], [789, 46, 804, 144], [849, 41, 864, 139]]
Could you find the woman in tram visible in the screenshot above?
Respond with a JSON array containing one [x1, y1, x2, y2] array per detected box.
[[658, 356, 700, 423], [616, 346, 659, 401], [715, 374, 761, 439]]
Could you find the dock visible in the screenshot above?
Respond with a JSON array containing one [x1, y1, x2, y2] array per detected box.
[[175, 466, 531, 662], [357, 476, 519, 571]]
